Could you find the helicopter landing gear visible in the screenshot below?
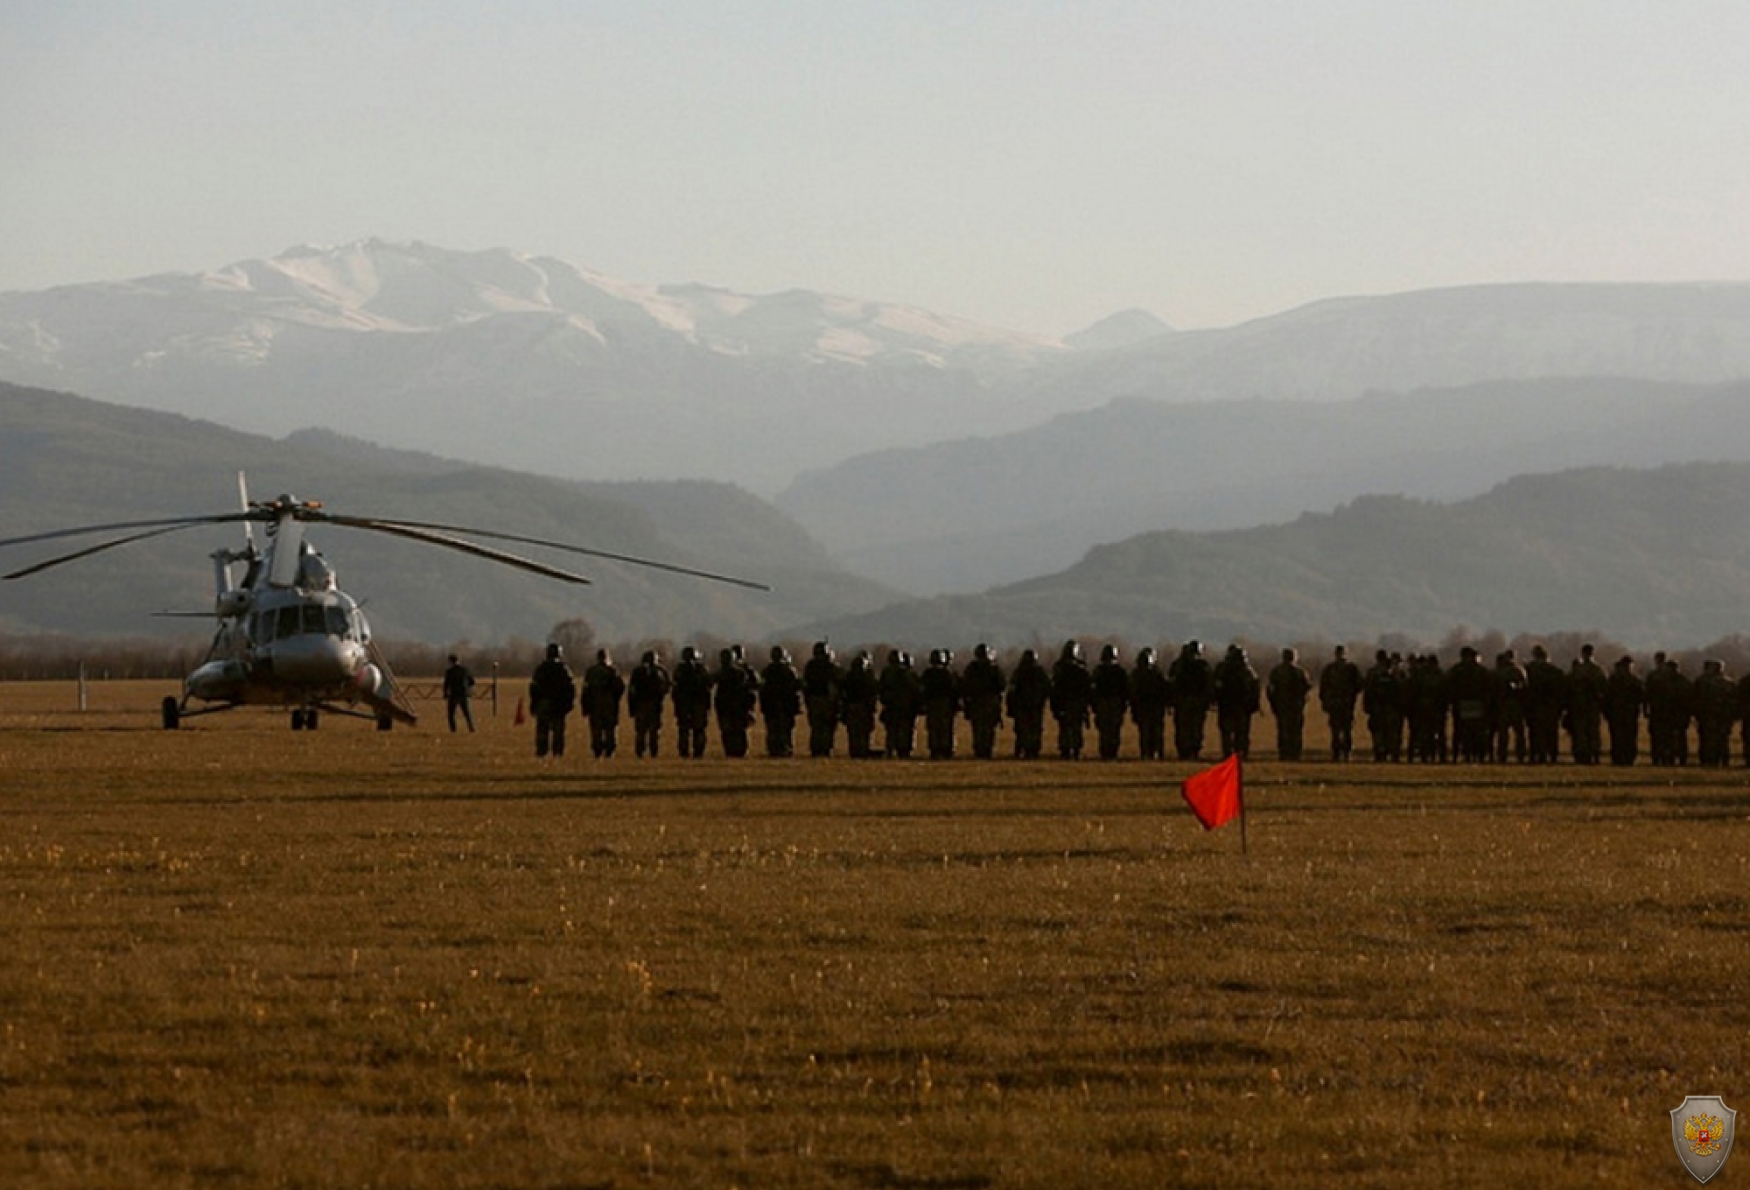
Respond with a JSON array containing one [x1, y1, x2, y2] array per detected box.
[[291, 708, 320, 730], [161, 697, 181, 730], [376, 713, 394, 732]]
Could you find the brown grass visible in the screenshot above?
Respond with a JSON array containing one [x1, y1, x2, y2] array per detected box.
[[0, 681, 1745, 1188]]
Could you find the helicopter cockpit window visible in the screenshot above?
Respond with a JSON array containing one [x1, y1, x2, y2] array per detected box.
[[276, 606, 301, 639], [325, 606, 350, 638], [301, 604, 328, 635]]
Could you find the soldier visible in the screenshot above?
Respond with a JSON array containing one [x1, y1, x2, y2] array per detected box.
[[1491, 650, 1529, 763], [1523, 644, 1567, 764], [1644, 650, 1675, 765], [1405, 655, 1448, 764], [528, 643, 576, 760], [1318, 645, 1363, 761], [442, 653, 476, 733], [802, 641, 843, 758], [1267, 647, 1312, 761], [878, 650, 923, 759], [959, 643, 1007, 760], [920, 649, 960, 760], [713, 646, 760, 758], [1129, 647, 1172, 761], [627, 649, 671, 758], [580, 648, 626, 758], [1168, 640, 1213, 760], [1603, 654, 1643, 767], [1693, 659, 1736, 768], [1362, 650, 1404, 762], [1445, 647, 1493, 763], [1050, 640, 1092, 760], [1566, 643, 1608, 765], [759, 646, 802, 758], [841, 651, 880, 758], [1090, 644, 1130, 760], [1213, 644, 1261, 760], [1006, 648, 1052, 759], [671, 645, 713, 759], [1664, 657, 1694, 766]]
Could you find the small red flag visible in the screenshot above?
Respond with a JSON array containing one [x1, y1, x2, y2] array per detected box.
[[1181, 753, 1242, 831]]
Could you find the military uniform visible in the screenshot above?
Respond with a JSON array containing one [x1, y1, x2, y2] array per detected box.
[[1090, 646, 1129, 760], [528, 645, 577, 759], [671, 647, 713, 759], [1213, 645, 1261, 760], [878, 652, 923, 759], [1168, 642, 1213, 760], [959, 645, 1007, 760], [1129, 650, 1172, 761], [1318, 647, 1363, 761], [1266, 650, 1312, 762], [1050, 642, 1092, 760], [1006, 651, 1051, 759], [841, 653, 880, 758], [760, 649, 802, 757], [802, 643, 843, 758], [920, 651, 960, 759], [713, 648, 759, 758], [627, 652, 671, 758], [580, 651, 626, 758]]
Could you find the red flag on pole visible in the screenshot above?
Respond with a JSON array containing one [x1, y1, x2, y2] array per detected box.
[[1181, 753, 1243, 833]]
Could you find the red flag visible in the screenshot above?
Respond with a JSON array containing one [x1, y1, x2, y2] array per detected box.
[[1181, 753, 1242, 831]]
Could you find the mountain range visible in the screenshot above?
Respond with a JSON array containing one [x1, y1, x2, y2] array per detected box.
[[798, 462, 1750, 650]]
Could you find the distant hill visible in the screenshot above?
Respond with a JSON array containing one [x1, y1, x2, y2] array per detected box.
[[778, 377, 1750, 594], [0, 383, 895, 643], [1063, 308, 1173, 351], [797, 462, 1750, 649]]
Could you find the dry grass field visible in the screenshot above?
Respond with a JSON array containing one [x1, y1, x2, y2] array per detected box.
[[0, 680, 1745, 1189]]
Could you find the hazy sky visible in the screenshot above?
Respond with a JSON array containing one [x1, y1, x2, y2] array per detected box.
[[4, 0, 1747, 334]]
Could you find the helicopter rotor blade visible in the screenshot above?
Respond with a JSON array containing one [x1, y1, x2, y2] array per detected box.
[[0, 520, 252, 580], [308, 516, 594, 585], [0, 511, 256, 551], [323, 514, 773, 592]]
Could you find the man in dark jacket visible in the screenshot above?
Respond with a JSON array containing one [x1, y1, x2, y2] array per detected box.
[[528, 643, 576, 759], [1050, 641, 1092, 760], [802, 641, 843, 757], [580, 648, 626, 758], [878, 650, 923, 759], [920, 650, 960, 759], [1169, 641, 1213, 760], [1006, 649, 1052, 759], [760, 646, 802, 757], [1090, 644, 1129, 760], [671, 645, 713, 759], [714, 646, 759, 758], [1213, 644, 1261, 760], [1129, 648, 1172, 760], [627, 650, 671, 758], [959, 643, 1007, 760], [1318, 645, 1363, 762], [1267, 647, 1311, 761]]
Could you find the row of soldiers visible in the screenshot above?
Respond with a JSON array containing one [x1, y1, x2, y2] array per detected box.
[[523, 638, 1746, 766]]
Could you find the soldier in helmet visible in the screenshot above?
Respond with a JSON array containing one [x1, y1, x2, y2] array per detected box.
[[528, 642, 577, 759], [1168, 641, 1213, 760], [1213, 644, 1261, 759], [959, 643, 1007, 760], [920, 649, 960, 759], [627, 649, 671, 758], [841, 651, 880, 758], [671, 645, 713, 759], [1267, 647, 1312, 761], [879, 649, 923, 759], [802, 641, 843, 757], [1049, 640, 1092, 759], [713, 646, 759, 758], [1006, 648, 1052, 759], [1129, 647, 1172, 760], [580, 648, 626, 758], [1090, 643, 1129, 760], [760, 645, 802, 757]]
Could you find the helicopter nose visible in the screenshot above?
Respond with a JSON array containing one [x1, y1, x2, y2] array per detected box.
[[270, 634, 366, 685]]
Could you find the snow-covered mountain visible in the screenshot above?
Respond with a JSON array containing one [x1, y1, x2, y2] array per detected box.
[[0, 240, 1077, 491]]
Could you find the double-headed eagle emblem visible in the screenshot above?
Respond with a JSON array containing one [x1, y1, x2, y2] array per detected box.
[[1672, 1096, 1736, 1183]]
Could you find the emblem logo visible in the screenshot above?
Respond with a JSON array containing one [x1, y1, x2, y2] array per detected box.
[[1671, 1095, 1737, 1184]]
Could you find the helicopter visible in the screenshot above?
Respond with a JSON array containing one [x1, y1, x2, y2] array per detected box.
[[0, 475, 768, 730]]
